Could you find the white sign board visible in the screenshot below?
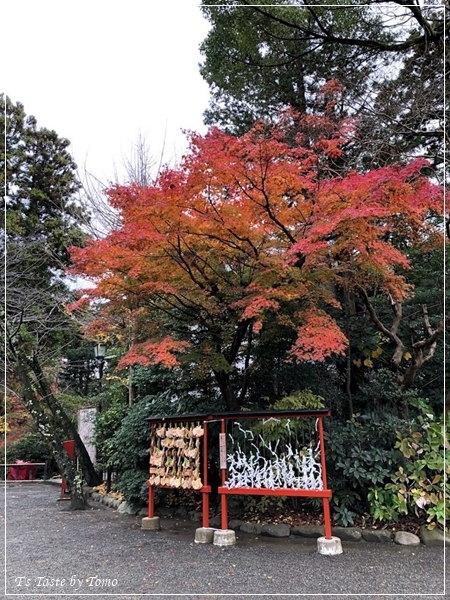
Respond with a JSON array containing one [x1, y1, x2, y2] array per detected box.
[[78, 407, 98, 465], [219, 433, 227, 470]]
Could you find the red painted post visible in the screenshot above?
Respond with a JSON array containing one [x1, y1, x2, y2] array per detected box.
[[220, 419, 228, 531], [202, 422, 209, 528], [317, 417, 332, 539], [148, 484, 155, 518], [64, 440, 76, 460], [148, 424, 155, 518], [60, 440, 76, 499]]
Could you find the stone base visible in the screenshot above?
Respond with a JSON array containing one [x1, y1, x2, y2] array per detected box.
[[213, 529, 236, 547], [317, 536, 343, 555], [141, 516, 160, 531], [194, 527, 216, 544]]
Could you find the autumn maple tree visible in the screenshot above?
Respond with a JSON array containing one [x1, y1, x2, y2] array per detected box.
[[70, 91, 443, 411]]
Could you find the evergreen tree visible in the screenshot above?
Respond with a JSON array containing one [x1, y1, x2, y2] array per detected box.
[[2, 95, 101, 508], [199, 1, 447, 171]]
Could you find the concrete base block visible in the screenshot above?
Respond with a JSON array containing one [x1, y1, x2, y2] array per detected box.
[[317, 536, 343, 555], [141, 516, 160, 531], [213, 529, 236, 547], [194, 527, 216, 544]]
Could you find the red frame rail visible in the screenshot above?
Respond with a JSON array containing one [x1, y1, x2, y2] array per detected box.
[[145, 409, 333, 539]]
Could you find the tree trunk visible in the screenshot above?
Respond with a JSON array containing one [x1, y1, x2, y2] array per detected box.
[[214, 369, 240, 411], [53, 444, 87, 510], [13, 360, 87, 509], [212, 318, 252, 411], [128, 365, 135, 406], [30, 355, 102, 487], [397, 394, 409, 421], [344, 288, 354, 419], [360, 293, 445, 419]]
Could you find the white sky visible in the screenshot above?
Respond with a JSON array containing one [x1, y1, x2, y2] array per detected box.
[[4, 1, 211, 184]]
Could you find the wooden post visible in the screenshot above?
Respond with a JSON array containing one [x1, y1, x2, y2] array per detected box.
[[220, 419, 228, 531], [317, 417, 332, 539], [148, 484, 155, 518], [202, 421, 209, 528]]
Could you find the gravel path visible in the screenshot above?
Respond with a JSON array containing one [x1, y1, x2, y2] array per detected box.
[[1, 483, 447, 599]]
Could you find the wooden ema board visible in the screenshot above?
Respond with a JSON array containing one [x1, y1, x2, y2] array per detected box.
[[146, 410, 332, 538], [149, 423, 204, 489], [146, 420, 211, 528]]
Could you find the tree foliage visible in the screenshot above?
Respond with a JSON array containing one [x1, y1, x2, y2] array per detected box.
[[2, 96, 100, 507], [70, 100, 443, 412], [2, 94, 86, 266], [199, 1, 447, 172]]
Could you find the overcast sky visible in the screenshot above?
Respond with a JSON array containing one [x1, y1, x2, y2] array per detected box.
[[4, 1, 211, 183]]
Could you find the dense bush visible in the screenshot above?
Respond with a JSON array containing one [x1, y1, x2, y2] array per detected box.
[[55, 393, 88, 423], [250, 389, 325, 443], [6, 432, 54, 478], [325, 411, 405, 525], [102, 397, 158, 510], [367, 406, 448, 530], [325, 398, 447, 529], [6, 432, 53, 464], [93, 398, 129, 471]]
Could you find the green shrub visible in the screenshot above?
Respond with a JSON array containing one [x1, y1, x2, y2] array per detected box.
[[55, 393, 87, 423], [325, 411, 405, 525], [104, 398, 154, 508], [367, 409, 448, 530], [5, 433, 54, 478], [251, 389, 325, 443], [272, 390, 325, 411], [113, 469, 149, 512], [6, 432, 52, 464], [242, 494, 286, 515], [93, 399, 129, 469]]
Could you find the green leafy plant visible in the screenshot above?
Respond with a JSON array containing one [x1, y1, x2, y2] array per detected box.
[[251, 389, 325, 443], [112, 469, 149, 512], [367, 486, 406, 523], [325, 411, 404, 519], [242, 494, 286, 515], [368, 410, 449, 530], [93, 399, 129, 470], [332, 505, 356, 527], [6, 432, 53, 464], [104, 397, 156, 509]]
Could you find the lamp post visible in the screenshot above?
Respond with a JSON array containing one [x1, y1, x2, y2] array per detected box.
[[93, 341, 106, 483], [93, 342, 106, 394]]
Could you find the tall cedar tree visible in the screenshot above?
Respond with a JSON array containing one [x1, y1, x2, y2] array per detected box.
[[2, 95, 101, 508]]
